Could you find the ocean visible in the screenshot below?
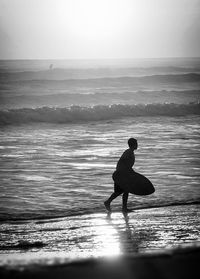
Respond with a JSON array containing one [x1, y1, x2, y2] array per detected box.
[[0, 58, 200, 266]]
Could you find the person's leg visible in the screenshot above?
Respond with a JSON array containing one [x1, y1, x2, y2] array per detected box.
[[104, 191, 122, 211], [107, 191, 122, 203], [122, 192, 129, 211]]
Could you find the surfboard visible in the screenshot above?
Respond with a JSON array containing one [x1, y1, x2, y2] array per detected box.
[[112, 170, 155, 195]]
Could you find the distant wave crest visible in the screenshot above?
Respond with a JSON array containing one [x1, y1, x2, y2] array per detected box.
[[4, 73, 200, 85], [0, 103, 199, 125], [1, 68, 200, 81]]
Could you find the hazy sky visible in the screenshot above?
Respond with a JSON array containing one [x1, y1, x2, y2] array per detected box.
[[0, 0, 200, 59]]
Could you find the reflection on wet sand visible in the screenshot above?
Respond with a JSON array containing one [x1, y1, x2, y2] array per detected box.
[[102, 212, 158, 254], [89, 204, 199, 257], [89, 211, 157, 257]]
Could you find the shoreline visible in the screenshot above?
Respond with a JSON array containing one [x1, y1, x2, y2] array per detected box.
[[1, 200, 199, 223]]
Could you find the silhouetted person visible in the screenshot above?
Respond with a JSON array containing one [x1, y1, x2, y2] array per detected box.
[[104, 138, 138, 213]]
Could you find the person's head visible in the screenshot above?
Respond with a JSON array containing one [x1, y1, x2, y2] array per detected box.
[[128, 138, 138, 150]]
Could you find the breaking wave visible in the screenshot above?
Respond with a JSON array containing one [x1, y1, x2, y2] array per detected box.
[[0, 103, 199, 125], [3, 73, 200, 86]]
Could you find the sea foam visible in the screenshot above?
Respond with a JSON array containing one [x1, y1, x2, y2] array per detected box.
[[0, 103, 199, 125]]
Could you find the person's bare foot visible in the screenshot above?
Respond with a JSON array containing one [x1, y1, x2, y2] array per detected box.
[[104, 201, 111, 212], [122, 207, 132, 213]]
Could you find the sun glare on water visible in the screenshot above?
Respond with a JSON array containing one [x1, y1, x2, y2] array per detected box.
[[90, 215, 121, 256]]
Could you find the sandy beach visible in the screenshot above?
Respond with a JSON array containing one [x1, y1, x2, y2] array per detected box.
[[0, 204, 199, 278]]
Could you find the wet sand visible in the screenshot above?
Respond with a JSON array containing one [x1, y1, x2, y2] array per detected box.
[[1, 246, 200, 279], [0, 204, 199, 278]]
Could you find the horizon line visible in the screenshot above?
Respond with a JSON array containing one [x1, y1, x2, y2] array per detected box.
[[0, 56, 200, 61]]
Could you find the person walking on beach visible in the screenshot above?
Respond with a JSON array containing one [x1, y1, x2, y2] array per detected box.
[[104, 138, 138, 213]]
